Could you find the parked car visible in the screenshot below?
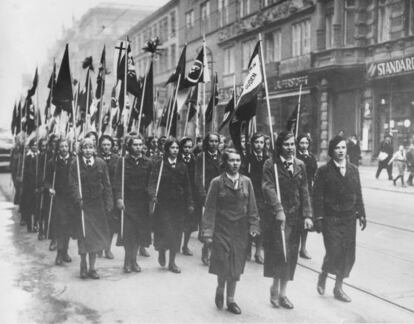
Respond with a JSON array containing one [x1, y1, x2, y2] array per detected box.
[[0, 130, 14, 172]]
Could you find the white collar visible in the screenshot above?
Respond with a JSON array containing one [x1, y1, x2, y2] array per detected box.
[[225, 172, 239, 182], [83, 156, 95, 165], [168, 157, 177, 164], [280, 156, 293, 164], [27, 150, 37, 157], [333, 159, 346, 168]]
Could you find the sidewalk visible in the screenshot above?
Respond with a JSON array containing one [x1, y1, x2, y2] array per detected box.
[[358, 165, 414, 194]]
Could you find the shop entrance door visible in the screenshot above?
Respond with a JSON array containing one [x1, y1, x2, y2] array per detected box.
[[332, 90, 359, 139]]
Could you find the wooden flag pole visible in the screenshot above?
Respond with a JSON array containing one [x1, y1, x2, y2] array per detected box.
[[120, 156, 125, 240], [123, 39, 129, 133], [46, 156, 57, 239], [259, 33, 286, 263], [98, 51, 106, 137], [167, 74, 182, 136], [183, 101, 190, 137], [136, 54, 151, 134], [295, 84, 303, 138], [85, 69, 91, 133]]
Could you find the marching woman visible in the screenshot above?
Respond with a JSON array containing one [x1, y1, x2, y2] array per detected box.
[[148, 138, 194, 273], [202, 149, 259, 315], [69, 138, 113, 279], [262, 131, 313, 309], [242, 132, 268, 264], [114, 135, 152, 273], [98, 135, 120, 259], [20, 138, 39, 233], [313, 135, 366, 302], [194, 133, 221, 265], [36, 138, 49, 240], [179, 137, 198, 256], [44, 138, 74, 266], [296, 134, 318, 259]]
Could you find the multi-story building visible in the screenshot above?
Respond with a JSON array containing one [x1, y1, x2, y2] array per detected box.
[[178, 0, 414, 161], [123, 0, 179, 134]]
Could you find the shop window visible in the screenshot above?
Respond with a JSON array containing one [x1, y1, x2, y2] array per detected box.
[[344, 0, 356, 45], [170, 11, 176, 38], [242, 39, 256, 70], [292, 19, 311, 56], [377, 0, 391, 42], [201, 1, 210, 21], [265, 30, 281, 63], [238, 0, 250, 18], [186, 10, 195, 29], [218, 0, 229, 27], [224, 46, 235, 75]]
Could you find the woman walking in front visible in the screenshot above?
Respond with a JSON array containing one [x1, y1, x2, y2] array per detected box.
[[313, 135, 366, 302], [202, 149, 260, 315], [69, 138, 113, 279], [262, 131, 313, 309]]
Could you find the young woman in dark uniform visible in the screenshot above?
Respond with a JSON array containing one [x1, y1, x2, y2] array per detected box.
[[148, 139, 194, 273], [313, 135, 366, 302], [202, 149, 260, 315], [262, 131, 313, 309]]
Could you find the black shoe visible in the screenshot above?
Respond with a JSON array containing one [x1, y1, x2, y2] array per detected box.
[[299, 250, 312, 259], [227, 302, 241, 315], [317, 273, 327, 295], [80, 266, 88, 279], [139, 247, 150, 257], [270, 287, 279, 308], [254, 254, 264, 264], [158, 250, 166, 267], [88, 269, 100, 279], [49, 240, 57, 251], [182, 246, 193, 256], [104, 250, 114, 259], [123, 265, 132, 273], [215, 291, 224, 309], [131, 262, 141, 273], [279, 296, 294, 309], [168, 264, 181, 274], [55, 253, 63, 266], [62, 253, 72, 263], [201, 245, 210, 266], [333, 287, 351, 302]]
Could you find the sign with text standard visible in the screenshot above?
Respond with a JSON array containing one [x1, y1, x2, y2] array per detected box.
[[367, 55, 414, 79]]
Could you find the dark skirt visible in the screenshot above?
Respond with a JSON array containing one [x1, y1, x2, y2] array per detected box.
[[209, 216, 249, 281], [52, 195, 74, 239], [322, 213, 356, 278], [184, 205, 200, 233], [263, 208, 301, 281], [153, 202, 185, 253]]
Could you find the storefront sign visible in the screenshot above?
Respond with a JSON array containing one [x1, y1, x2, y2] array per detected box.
[[274, 75, 309, 91], [367, 56, 414, 79]]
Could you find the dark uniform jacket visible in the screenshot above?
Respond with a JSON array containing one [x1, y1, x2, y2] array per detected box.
[[242, 152, 268, 206], [296, 151, 318, 193], [194, 151, 221, 205]]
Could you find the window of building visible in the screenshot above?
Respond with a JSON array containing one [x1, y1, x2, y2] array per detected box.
[[185, 10, 195, 29], [265, 30, 281, 63], [201, 1, 210, 21], [218, 0, 229, 27], [344, 0, 356, 45], [224, 46, 235, 75], [170, 11, 176, 38], [239, 0, 250, 18], [325, 11, 334, 49], [292, 19, 311, 56], [377, 0, 391, 42], [409, 0, 414, 35], [170, 44, 176, 70]]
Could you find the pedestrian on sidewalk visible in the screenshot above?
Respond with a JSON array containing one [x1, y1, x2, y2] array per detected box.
[[389, 145, 407, 187], [202, 148, 260, 315], [114, 135, 152, 274], [44, 138, 74, 266], [69, 138, 113, 280], [296, 133, 318, 260], [313, 135, 367, 303], [148, 138, 194, 274], [262, 131, 313, 310], [375, 134, 393, 180], [406, 142, 414, 186]]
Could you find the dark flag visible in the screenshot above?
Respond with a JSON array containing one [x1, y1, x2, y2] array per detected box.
[[180, 48, 205, 89], [95, 46, 106, 99], [24, 97, 36, 135], [78, 69, 93, 115], [116, 41, 126, 81], [53, 44, 73, 114], [218, 93, 234, 132], [45, 62, 56, 121], [11, 102, 21, 135], [286, 104, 299, 134], [168, 101, 178, 137], [230, 41, 262, 154], [117, 43, 141, 97], [166, 45, 186, 85], [128, 97, 139, 132], [205, 73, 218, 124], [159, 98, 171, 128], [187, 84, 198, 122], [27, 68, 38, 98], [141, 61, 154, 128]]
